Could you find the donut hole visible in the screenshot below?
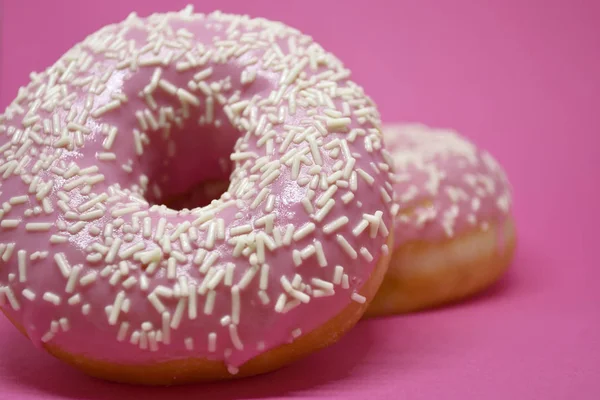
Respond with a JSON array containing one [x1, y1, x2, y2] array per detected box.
[[159, 179, 231, 210], [98, 45, 273, 211], [136, 117, 237, 211]]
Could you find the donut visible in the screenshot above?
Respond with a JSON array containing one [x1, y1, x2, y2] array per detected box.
[[0, 7, 395, 384], [364, 123, 516, 317]]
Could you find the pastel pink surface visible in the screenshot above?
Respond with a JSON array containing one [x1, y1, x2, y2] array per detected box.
[[0, 0, 598, 399]]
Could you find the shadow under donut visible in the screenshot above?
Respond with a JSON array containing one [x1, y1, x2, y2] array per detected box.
[[0, 318, 378, 400]]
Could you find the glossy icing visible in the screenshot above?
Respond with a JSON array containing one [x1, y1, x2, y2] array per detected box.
[[383, 123, 512, 246], [0, 7, 394, 373]]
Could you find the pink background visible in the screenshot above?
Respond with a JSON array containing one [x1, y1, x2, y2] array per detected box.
[[1, 0, 598, 399]]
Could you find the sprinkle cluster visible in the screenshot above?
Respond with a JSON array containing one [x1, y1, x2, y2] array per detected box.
[[0, 7, 394, 372], [383, 123, 512, 245]]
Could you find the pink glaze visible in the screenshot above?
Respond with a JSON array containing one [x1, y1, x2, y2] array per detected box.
[[0, 7, 395, 374], [383, 123, 512, 247]]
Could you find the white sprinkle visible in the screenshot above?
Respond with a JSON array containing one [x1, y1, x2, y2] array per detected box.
[[188, 284, 198, 320], [220, 315, 232, 327], [250, 187, 270, 209], [154, 217, 167, 241], [67, 294, 81, 305], [111, 205, 140, 218], [184, 337, 194, 351], [155, 285, 174, 298], [79, 271, 97, 286], [282, 299, 301, 313], [326, 170, 344, 184], [357, 168, 375, 185], [259, 264, 270, 290], [108, 291, 126, 325], [9, 195, 28, 205], [260, 168, 281, 188], [292, 274, 303, 289], [316, 185, 338, 208], [204, 290, 216, 315], [360, 247, 374, 262], [138, 274, 149, 291], [208, 332, 217, 352], [122, 276, 138, 289], [350, 171, 358, 191], [205, 221, 217, 249], [314, 240, 328, 266], [133, 129, 143, 155], [283, 224, 294, 246], [137, 247, 162, 265], [381, 187, 393, 203], [67, 221, 87, 234], [309, 137, 323, 165], [1, 243, 15, 262], [230, 224, 253, 236], [43, 292, 61, 305], [109, 271, 123, 286], [229, 324, 244, 350], [91, 100, 121, 117], [351, 292, 367, 304], [285, 57, 309, 85], [336, 234, 358, 259], [135, 110, 148, 131], [17, 250, 27, 282], [292, 250, 303, 266], [167, 257, 177, 280], [323, 216, 349, 234], [130, 331, 141, 346], [65, 265, 82, 293], [78, 193, 108, 212], [193, 67, 213, 81], [353, 219, 369, 237], [342, 274, 350, 289], [117, 322, 130, 342], [231, 285, 241, 324], [54, 253, 71, 278], [224, 263, 235, 286], [119, 242, 144, 259], [103, 126, 118, 150], [207, 269, 225, 290], [301, 197, 314, 214], [265, 194, 276, 212], [199, 252, 219, 274], [169, 220, 191, 241], [0, 287, 19, 310], [22, 288, 36, 301], [177, 88, 200, 106], [312, 278, 335, 291], [147, 293, 166, 314], [170, 298, 186, 329], [1, 219, 20, 229], [105, 237, 122, 263], [313, 198, 335, 222], [258, 290, 270, 305], [193, 248, 207, 265], [97, 152, 116, 161], [275, 293, 287, 313], [142, 217, 152, 238], [293, 222, 315, 242], [161, 312, 171, 344]]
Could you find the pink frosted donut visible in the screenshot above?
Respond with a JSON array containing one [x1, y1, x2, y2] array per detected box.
[[0, 7, 395, 384], [365, 123, 516, 316]]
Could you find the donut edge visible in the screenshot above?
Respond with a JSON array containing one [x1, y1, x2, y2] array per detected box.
[[364, 217, 516, 317], [2, 232, 394, 385]]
